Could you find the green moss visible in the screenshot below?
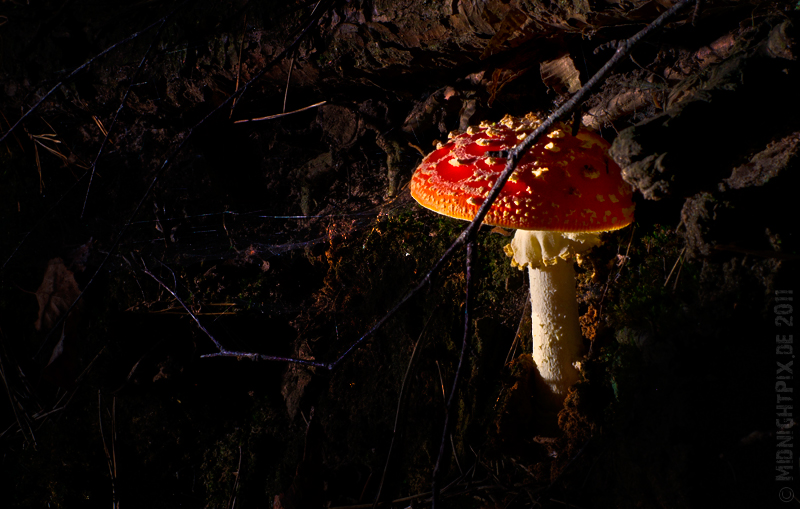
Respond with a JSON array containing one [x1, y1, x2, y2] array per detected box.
[[606, 224, 698, 335]]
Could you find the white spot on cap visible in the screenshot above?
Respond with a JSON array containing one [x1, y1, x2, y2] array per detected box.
[[486, 127, 503, 138]]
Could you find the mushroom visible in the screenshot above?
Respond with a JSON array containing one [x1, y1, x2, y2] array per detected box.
[[410, 113, 634, 403]]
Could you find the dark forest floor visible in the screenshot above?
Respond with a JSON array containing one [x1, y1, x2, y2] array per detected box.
[[1, 1, 799, 508]]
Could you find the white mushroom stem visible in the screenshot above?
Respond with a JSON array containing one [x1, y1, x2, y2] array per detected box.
[[527, 258, 581, 398], [507, 230, 600, 400]]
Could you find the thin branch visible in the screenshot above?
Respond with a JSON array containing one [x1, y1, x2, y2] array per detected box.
[[98, 392, 119, 509], [141, 261, 331, 368], [201, 350, 330, 369], [283, 54, 295, 113], [233, 100, 326, 124], [112, 397, 118, 509], [230, 14, 247, 119], [227, 444, 243, 509], [664, 246, 687, 287], [432, 239, 476, 506], [504, 298, 531, 366], [0, 333, 36, 446], [82, 10, 176, 217]]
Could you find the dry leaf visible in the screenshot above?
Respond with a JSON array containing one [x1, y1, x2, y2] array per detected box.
[[480, 7, 531, 60], [32, 257, 85, 389], [540, 53, 582, 95], [34, 258, 81, 331], [487, 67, 529, 107]]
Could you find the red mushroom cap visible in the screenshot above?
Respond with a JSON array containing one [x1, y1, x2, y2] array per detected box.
[[410, 113, 634, 233]]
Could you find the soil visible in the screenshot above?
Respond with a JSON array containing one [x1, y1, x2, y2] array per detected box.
[[1, 1, 798, 508]]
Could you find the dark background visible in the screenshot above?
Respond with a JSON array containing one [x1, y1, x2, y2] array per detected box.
[[1, 1, 798, 507]]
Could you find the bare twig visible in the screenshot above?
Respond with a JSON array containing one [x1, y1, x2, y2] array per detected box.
[[230, 14, 247, 119], [82, 9, 175, 217], [227, 444, 243, 509], [98, 392, 119, 509], [431, 239, 476, 505], [664, 246, 687, 287], [435, 360, 446, 402], [672, 255, 684, 292], [201, 350, 330, 369], [233, 100, 326, 124], [505, 298, 531, 366], [283, 54, 295, 113], [0, 332, 37, 447], [142, 261, 331, 368], [112, 398, 118, 509]]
